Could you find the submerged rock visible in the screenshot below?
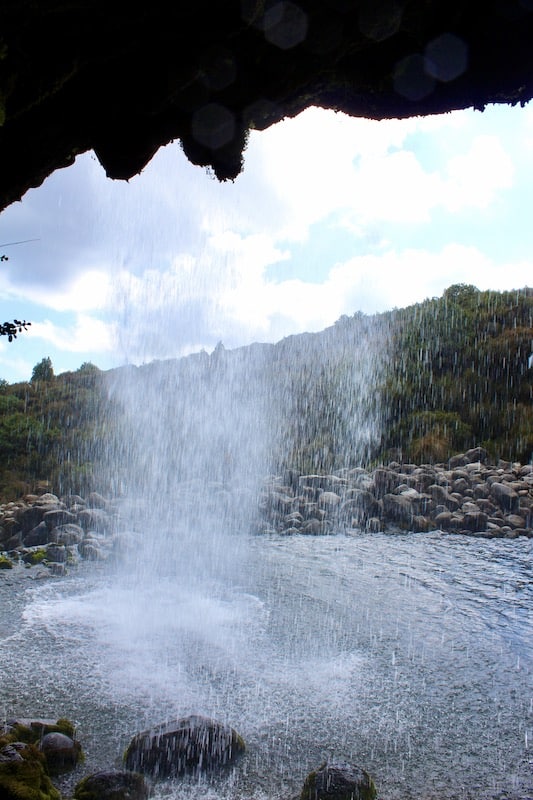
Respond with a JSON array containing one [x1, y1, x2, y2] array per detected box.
[[74, 769, 149, 800], [301, 761, 377, 800], [124, 715, 245, 778]]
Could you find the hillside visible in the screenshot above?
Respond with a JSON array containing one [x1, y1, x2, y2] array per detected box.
[[0, 283, 531, 501], [380, 283, 533, 465], [0, 362, 117, 501]]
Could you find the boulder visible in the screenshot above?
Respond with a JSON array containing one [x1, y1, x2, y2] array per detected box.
[[78, 541, 102, 560], [411, 515, 434, 532], [298, 475, 328, 490], [462, 511, 489, 532], [35, 494, 61, 506], [372, 468, 398, 498], [366, 517, 382, 533], [428, 485, 460, 511], [87, 492, 111, 509], [318, 491, 341, 508], [301, 761, 377, 800], [284, 511, 304, 527], [18, 505, 47, 535], [302, 519, 324, 535], [464, 447, 489, 464], [0, 517, 21, 544], [74, 770, 149, 800], [124, 715, 245, 777], [40, 731, 82, 773], [77, 508, 111, 532], [45, 545, 68, 564], [23, 521, 50, 547], [506, 514, 526, 529], [22, 547, 48, 566], [448, 454, 468, 468], [43, 509, 78, 530], [434, 511, 453, 530], [382, 494, 414, 526], [452, 478, 470, 494], [52, 523, 85, 546], [62, 494, 86, 508], [490, 482, 520, 513]]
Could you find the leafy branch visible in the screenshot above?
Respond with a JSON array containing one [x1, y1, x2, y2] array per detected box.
[[0, 320, 31, 341], [0, 238, 39, 341]]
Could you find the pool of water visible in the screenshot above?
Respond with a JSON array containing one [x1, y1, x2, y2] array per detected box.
[[1, 530, 532, 800]]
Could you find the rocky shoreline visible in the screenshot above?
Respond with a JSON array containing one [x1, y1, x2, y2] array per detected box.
[[0, 490, 119, 573], [258, 447, 533, 538], [0, 447, 532, 575]]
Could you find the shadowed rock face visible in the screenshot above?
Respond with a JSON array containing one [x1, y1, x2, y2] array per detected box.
[[1, 1, 533, 210]]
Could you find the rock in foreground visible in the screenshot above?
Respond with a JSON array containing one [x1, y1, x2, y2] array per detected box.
[[301, 761, 377, 800], [124, 715, 245, 778], [74, 770, 149, 800]]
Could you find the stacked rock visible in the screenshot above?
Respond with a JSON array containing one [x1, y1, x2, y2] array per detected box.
[[258, 448, 533, 538], [0, 490, 118, 571]]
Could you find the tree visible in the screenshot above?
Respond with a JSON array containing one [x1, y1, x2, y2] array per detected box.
[[31, 357, 54, 383], [76, 362, 99, 373]]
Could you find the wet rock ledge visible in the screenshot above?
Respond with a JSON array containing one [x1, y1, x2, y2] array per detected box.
[[258, 448, 533, 538]]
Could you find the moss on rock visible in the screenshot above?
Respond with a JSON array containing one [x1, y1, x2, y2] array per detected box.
[[74, 769, 149, 800], [22, 548, 47, 566], [1, 718, 79, 748], [0, 742, 61, 800]]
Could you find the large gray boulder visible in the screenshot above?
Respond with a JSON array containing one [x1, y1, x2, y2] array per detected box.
[[124, 715, 245, 778]]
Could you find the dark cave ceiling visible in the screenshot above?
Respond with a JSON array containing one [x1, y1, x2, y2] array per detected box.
[[1, 1, 532, 212]]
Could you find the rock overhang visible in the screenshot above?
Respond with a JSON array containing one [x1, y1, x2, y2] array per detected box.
[[1, 0, 532, 212]]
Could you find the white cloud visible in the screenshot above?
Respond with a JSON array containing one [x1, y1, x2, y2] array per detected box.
[[443, 134, 514, 210], [29, 314, 115, 353], [217, 243, 533, 339], [1, 102, 532, 383], [0, 341, 36, 383], [0, 268, 111, 313], [237, 107, 516, 243], [108, 234, 533, 364]]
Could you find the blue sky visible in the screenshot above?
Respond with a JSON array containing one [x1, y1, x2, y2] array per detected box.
[[0, 102, 532, 383]]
